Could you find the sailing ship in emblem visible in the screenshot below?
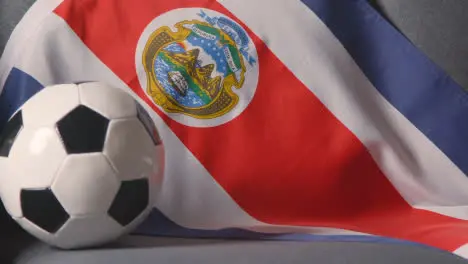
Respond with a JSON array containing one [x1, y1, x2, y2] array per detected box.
[[168, 71, 188, 96]]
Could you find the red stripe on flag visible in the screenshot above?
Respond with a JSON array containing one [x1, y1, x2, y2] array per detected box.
[[56, 0, 468, 251]]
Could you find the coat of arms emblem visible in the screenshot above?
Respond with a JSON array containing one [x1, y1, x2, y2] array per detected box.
[[140, 9, 258, 124]]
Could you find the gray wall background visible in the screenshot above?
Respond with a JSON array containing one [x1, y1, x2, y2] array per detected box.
[[372, 0, 468, 90], [0, 0, 36, 56]]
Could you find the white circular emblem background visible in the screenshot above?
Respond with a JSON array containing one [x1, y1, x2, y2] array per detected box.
[[135, 8, 259, 128]]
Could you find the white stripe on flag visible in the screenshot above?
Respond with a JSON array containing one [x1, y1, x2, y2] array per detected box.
[[0, 0, 63, 91], [453, 243, 468, 259], [218, 0, 468, 219], [3, 12, 367, 236]]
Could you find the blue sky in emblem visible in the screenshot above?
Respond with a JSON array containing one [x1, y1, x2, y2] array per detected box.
[[186, 34, 230, 76], [165, 43, 185, 53]]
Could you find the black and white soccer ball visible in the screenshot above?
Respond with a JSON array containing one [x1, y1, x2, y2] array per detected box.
[[0, 82, 164, 249]]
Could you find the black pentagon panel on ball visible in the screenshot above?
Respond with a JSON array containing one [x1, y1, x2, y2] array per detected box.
[[57, 105, 109, 154], [136, 103, 161, 146], [108, 179, 149, 226], [0, 111, 23, 157], [21, 188, 70, 233]]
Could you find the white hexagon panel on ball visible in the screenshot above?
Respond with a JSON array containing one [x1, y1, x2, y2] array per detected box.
[[21, 84, 80, 127], [52, 153, 120, 216], [78, 82, 137, 119]]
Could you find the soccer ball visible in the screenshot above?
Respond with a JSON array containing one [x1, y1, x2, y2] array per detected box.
[[0, 82, 164, 249]]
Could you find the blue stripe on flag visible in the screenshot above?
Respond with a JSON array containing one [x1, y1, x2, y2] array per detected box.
[[302, 0, 468, 176], [134, 208, 423, 247], [0, 67, 44, 132]]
